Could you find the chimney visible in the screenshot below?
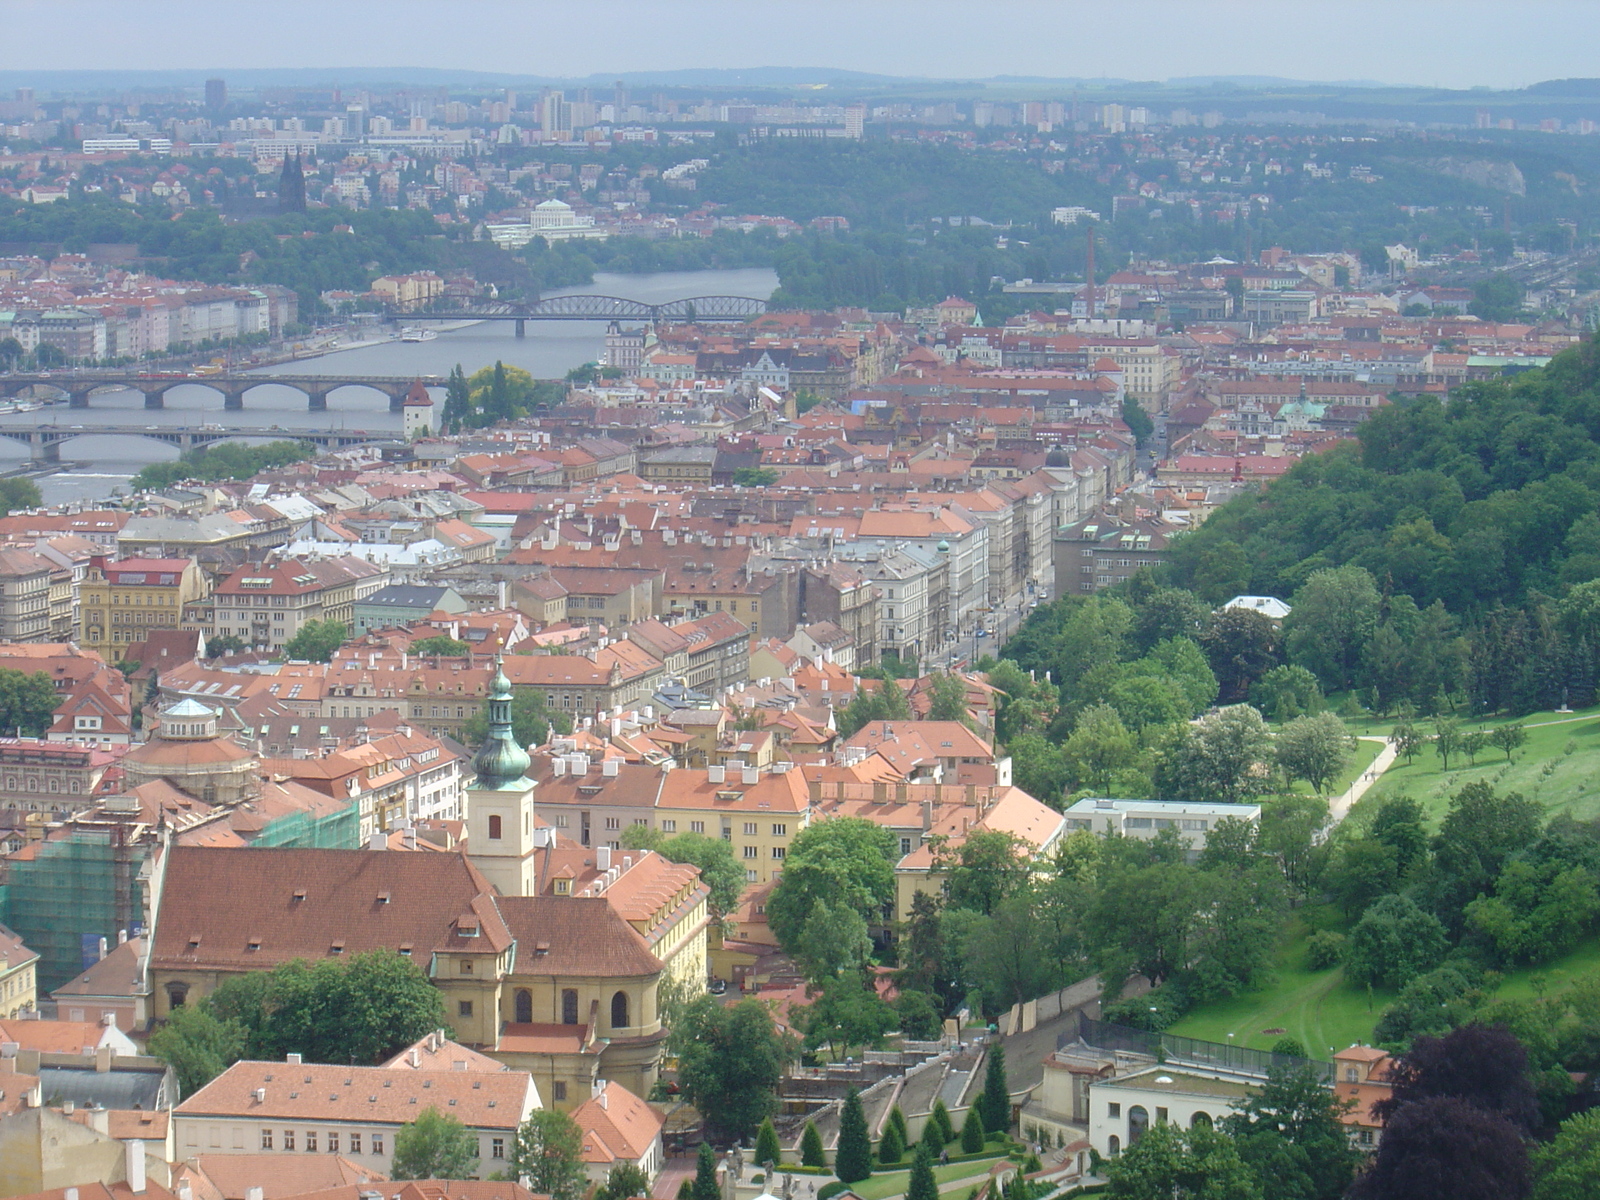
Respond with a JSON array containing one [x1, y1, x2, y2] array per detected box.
[[252, 1087, 265, 1102], [287, 1052, 302, 1065], [921, 798, 933, 831], [453, 1060, 468, 1071], [65, 1191, 78, 1200], [597, 846, 612, 870], [603, 758, 620, 777], [707, 764, 725, 784], [98, 936, 108, 961], [409, 1048, 420, 1068], [62, 1100, 75, 1114], [369, 831, 386, 851], [245, 1190, 262, 1200], [742, 767, 759, 785], [552, 757, 567, 777], [124, 1140, 146, 1194], [95, 1044, 113, 1073]]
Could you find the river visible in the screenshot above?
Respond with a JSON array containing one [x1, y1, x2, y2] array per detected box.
[[2, 267, 779, 506]]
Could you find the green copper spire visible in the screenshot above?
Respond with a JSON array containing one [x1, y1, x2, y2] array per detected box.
[[472, 656, 531, 789]]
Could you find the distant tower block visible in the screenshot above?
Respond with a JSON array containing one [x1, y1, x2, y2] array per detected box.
[[205, 78, 227, 111]]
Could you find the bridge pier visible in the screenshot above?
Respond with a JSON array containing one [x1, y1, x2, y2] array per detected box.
[[221, 386, 246, 411], [68, 389, 92, 409], [515, 318, 525, 338], [307, 390, 329, 412], [142, 389, 165, 410], [29, 434, 58, 464]]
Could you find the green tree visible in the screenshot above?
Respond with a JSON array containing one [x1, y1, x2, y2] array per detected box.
[[411, 634, 471, 657], [1274, 711, 1353, 795], [1121, 397, 1155, 447], [1103, 1121, 1262, 1200], [888, 1104, 909, 1146], [1391, 720, 1424, 765], [146, 1003, 245, 1097], [1283, 566, 1381, 692], [906, 1145, 939, 1200], [1225, 1065, 1359, 1200], [919, 1114, 946, 1157], [1471, 272, 1524, 322], [1324, 837, 1399, 919], [1249, 664, 1323, 722], [132, 440, 313, 489], [756, 1116, 783, 1168], [1154, 704, 1274, 805], [652, 832, 748, 928], [1488, 723, 1528, 761], [927, 672, 973, 724], [1344, 893, 1450, 988], [802, 976, 895, 1059], [1371, 795, 1429, 875], [1189, 539, 1253, 606], [0, 477, 40, 514], [939, 831, 1031, 916], [600, 1163, 652, 1200], [0, 669, 66, 737], [768, 817, 897, 953], [206, 949, 444, 1066], [392, 1106, 480, 1180], [733, 467, 780, 487], [978, 1044, 1010, 1134], [674, 996, 791, 1140], [878, 1113, 905, 1165], [795, 898, 873, 985], [895, 989, 944, 1041], [206, 634, 246, 657], [1064, 702, 1140, 794], [509, 1108, 587, 1200], [1202, 607, 1282, 704], [960, 1106, 986, 1153], [1531, 1108, 1600, 1200], [801, 1120, 827, 1168], [692, 1142, 720, 1200], [836, 1088, 874, 1183], [461, 685, 572, 752], [931, 1099, 955, 1145], [440, 363, 471, 433], [283, 619, 350, 663], [1432, 716, 1464, 769]]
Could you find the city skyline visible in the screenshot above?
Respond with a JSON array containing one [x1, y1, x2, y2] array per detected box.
[[1, 0, 1596, 92]]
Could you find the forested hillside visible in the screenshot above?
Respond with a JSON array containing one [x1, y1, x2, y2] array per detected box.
[[1168, 336, 1600, 714]]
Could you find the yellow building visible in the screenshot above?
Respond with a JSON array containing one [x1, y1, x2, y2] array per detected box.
[[655, 763, 811, 888], [0, 925, 38, 1018], [79, 557, 208, 659]]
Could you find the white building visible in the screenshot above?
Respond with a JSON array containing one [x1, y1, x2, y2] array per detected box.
[[487, 199, 609, 249], [1062, 798, 1260, 855], [1089, 1067, 1257, 1159]]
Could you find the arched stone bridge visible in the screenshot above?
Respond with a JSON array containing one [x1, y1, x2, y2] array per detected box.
[[0, 425, 389, 463], [0, 372, 442, 412]]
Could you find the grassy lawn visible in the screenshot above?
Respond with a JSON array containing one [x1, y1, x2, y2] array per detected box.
[[1348, 704, 1600, 826], [846, 1156, 1007, 1200]]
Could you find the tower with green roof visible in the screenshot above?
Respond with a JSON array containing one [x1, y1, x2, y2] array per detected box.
[[466, 658, 540, 896]]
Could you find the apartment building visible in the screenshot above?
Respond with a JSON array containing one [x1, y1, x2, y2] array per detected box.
[[211, 558, 389, 652], [1053, 512, 1180, 595], [0, 549, 55, 643], [78, 557, 208, 659]]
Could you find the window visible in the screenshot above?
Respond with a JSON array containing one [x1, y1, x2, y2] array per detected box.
[[743, 845, 758, 859], [350, 1133, 361, 1155], [488, 814, 502, 840], [746, 869, 758, 882], [772, 823, 786, 836], [492, 1136, 505, 1158], [306, 1131, 318, 1152], [459, 960, 473, 974], [1155, 1107, 1169, 1124], [552, 1081, 567, 1102], [772, 846, 786, 859], [372, 1134, 383, 1156], [261, 1129, 273, 1149], [1108, 1103, 1120, 1119], [690, 820, 705, 833], [515, 989, 533, 1024], [611, 990, 629, 1029], [458, 1000, 473, 1017], [562, 989, 579, 1025], [743, 822, 758, 836], [284, 1130, 295, 1151], [661, 820, 676, 832], [900, 837, 913, 855], [328, 1132, 339, 1153], [605, 817, 621, 830]]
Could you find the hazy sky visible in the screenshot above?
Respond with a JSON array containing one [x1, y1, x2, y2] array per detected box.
[[1, 0, 1593, 90]]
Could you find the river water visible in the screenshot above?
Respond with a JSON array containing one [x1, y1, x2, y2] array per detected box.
[[4, 268, 778, 506]]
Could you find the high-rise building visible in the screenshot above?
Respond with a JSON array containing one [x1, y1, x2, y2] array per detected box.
[[844, 104, 866, 139], [204, 78, 226, 111], [541, 90, 571, 140]]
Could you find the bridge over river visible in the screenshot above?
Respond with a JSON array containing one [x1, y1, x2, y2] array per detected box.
[[2, 424, 388, 463], [396, 292, 768, 335], [0, 372, 441, 412]]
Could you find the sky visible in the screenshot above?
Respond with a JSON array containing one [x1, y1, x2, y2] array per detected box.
[[0, 0, 1594, 91]]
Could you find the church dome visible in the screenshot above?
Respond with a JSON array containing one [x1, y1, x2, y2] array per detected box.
[[472, 660, 531, 789]]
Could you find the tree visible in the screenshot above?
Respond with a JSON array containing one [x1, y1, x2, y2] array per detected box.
[[412, 634, 470, 657], [1471, 272, 1525, 322], [0, 669, 67, 737], [1121, 397, 1155, 447], [1377, 1023, 1541, 1133], [733, 467, 780, 487], [392, 1106, 480, 1180], [646, 832, 745, 927], [795, 898, 873, 986], [1204, 608, 1282, 703], [1352, 1095, 1528, 1200], [1371, 795, 1429, 876], [1274, 712, 1353, 795], [468, 360, 537, 425], [802, 976, 894, 1059], [931, 1098, 955, 1145], [895, 890, 943, 996], [1063, 702, 1139, 794], [440, 363, 471, 433], [1249, 664, 1322, 722], [673, 996, 791, 1140], [206, 949, 445, 1065], [1344, 894, 1450, 988], [756, 1116, 783, 1169], [1190, 539, 1253, 606], [147, 1003, 244, 1097], [927, 672, 972, 724], [1531, 1108, 1600, 1200], [0, 477, 40, 514], [801, 1120, 827, 1168], [878, 1113, 905, 1164], [283, 619, 349, 663], [960, 1106, 986, 1153], [1324, 837, 1398, 919], [1488, 723, 1528, 761], [1225, 1065, 1359, 1200], [1154, 704, 1274, 805], [768, 817, 897, 954], [1284, 566, 1381, 691], [938, 831, 1031, 916], [508, 1108, 588, 1200], [895, 989, 944, 1041], [906, 1145, 939, 1200], [1391, 721, 1424, 764], [206, 634, 246, 657], [692, 1142, 720, 1200], [888, 1104, 908, 1146], [919, 1114, 946, 1157], [1432, 716, 1464, 769], [978, 1045, 1010, 1134], [836, 1088, 874, 1183], [600, 1163, 652, 1200], [1103, 1121, 1263, 1200]]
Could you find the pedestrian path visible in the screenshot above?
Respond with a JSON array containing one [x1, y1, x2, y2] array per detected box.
[[1327, 735, 1397, 824]]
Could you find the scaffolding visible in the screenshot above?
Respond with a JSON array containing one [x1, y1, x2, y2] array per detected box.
[[250, 803, 360, 850], [4, 829, 145, 993]]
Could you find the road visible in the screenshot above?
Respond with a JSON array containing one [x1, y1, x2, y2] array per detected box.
[[934, 590, 1042, 670]]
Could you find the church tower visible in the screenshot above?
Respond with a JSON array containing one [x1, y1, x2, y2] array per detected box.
[[465, 658, 539, 897]]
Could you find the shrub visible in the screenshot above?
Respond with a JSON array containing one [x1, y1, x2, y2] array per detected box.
[[1305, 930, 1347, 970]]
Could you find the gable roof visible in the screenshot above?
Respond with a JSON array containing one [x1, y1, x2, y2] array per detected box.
[[494, 896, 663, 977], [570, 1080, 664, 1165]]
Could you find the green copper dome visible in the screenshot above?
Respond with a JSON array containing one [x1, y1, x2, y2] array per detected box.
[[472, 658, 531, 789]]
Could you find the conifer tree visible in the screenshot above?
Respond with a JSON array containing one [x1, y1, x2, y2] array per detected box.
[[801, 1121, 827, 1169], [755, 1117, 782, 1170], [836, 1088, 874, 1183], [961, 1107, 986, 1154], [906, 1145, 939, 1200], [692, 1142, 720, 1200], [878, 1117, 904, 1165], [931, 1098, 955, 1145], [978, 1046, 1010, 1134]]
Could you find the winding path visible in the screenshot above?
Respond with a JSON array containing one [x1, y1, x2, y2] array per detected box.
[[1327, 735, 1398, 824]]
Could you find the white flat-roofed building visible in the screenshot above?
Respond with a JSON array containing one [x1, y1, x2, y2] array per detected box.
[[1089, 1066, 1256, 1160], [1062, 797, 1260, 854]]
